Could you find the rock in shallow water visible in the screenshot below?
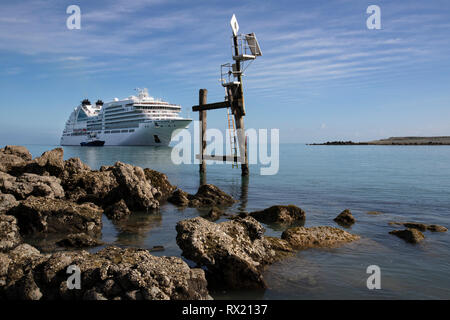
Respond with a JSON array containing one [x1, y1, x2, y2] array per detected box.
[[168, 184, 235, 208], [190, 184, 236, 207], [106, 162, 159, 211], [8, 197, 103, 236], [250, 205, 305, 225], [334, 209, 356, 227], [281, 226, 360, 249], [427, 225, 448, 232], [104, 199, 131, 221], [367, 211, 383, 215], [143, 169, 175, 202], [0, 245, 211, 300], [389, 229, 425, 244], [176, 216, 291, 290], [388, 221, 447, 233], [168, 189, 190, 206]]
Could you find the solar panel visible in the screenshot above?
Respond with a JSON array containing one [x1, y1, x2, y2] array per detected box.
[[245, 33, 262, 56]]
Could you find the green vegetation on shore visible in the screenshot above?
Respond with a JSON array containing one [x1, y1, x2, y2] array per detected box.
[[309, 136, 450, 145]]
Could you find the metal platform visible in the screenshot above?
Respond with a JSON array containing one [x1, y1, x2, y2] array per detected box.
[[196, 154, 242, 163]]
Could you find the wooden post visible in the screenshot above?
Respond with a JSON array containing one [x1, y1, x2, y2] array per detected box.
[[238, 175, 249, 213], [235, 116, 249, 176], [199, 89, 207, 180]]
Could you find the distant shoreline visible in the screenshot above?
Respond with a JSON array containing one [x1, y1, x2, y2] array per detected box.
[[308, 136, 450, 146]]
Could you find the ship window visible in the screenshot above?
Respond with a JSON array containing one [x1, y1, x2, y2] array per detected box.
[[129, 129, 135, 132], [104, 131, 110, 134], [121, 130, 128, 133], [111, 130, 120, 133], [77, 108, 88, 121]]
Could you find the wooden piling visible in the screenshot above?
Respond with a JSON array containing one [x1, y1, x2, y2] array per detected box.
[[234, 115, 249, 176], [199, 89, 207, 178]]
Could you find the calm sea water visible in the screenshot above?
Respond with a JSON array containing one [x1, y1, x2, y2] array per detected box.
[[22, 144, 450, 299]]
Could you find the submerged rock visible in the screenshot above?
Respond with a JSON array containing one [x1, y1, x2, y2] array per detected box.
[[144, 169, 175, 202], [1, 245, 211, 300], [367, 211, 383, 215], [8, 197, 103, 236], [0, 193, 19, 213], [176, 216, 289, 290], [148, 245, 165, 252], [427, 225, 448, 232], [250, 205, 305, 225], [104, 199, 131, 221], [56, 233, 104, 248], [0, 215, 21, 252], [389, 229, 425, 244], [281, 226, 360, 249], [334, 209, 356, 227], [389, 221, 447, 233], [205, 207, 223, 221]]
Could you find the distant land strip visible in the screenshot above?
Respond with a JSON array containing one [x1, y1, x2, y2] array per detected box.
[[308, 136, 450, 146]]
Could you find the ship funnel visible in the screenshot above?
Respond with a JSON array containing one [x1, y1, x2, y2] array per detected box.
[[96, 99, 104, 106], [81, 99, 91, 106]]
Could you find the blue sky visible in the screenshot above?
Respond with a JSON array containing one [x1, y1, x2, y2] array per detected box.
[[0, 0, 449, 144]]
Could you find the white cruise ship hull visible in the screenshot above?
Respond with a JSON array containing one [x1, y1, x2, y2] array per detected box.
[[60, 119, 191, 146]]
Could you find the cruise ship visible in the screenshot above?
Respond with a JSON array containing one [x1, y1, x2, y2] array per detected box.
[[60, 89, 192, 146]]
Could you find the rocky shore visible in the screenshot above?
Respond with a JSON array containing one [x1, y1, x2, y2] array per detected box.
[[0, 145, 447, 300]]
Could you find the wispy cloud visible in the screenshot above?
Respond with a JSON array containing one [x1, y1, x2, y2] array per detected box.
[[0, 0, 449, 97]]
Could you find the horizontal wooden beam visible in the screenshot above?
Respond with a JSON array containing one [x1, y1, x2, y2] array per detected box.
[[192, 101, 230, 112], [195, 154, 241, 163]]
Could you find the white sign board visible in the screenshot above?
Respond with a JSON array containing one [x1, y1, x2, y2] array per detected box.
[[230, 14, 239, 36]]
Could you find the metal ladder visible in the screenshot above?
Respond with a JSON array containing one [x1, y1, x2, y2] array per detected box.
[[226, 107, 239, 168]]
